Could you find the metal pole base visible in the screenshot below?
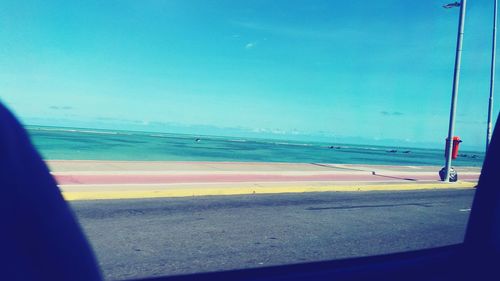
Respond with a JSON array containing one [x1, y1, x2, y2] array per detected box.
[[439, 166, 458, 182]]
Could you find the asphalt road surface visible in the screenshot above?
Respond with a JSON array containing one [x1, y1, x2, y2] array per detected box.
[[70, 189, 475, 280]]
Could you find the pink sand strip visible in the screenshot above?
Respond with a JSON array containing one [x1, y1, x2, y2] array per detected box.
[[54, 173, 479, 185]]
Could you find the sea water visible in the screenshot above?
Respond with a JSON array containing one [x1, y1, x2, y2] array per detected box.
[[26, 126, 484, 167]]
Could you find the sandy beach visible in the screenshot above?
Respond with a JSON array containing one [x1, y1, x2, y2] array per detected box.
[[46, 160, 481, 200]]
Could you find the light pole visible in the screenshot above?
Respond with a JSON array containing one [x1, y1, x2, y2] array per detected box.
[[443, 0, 467, 182], [487, 0, 498, 151]]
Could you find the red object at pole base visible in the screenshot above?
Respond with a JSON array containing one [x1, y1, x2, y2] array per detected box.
[[445, 136, 463, 160], [452, 136, 462, 159]]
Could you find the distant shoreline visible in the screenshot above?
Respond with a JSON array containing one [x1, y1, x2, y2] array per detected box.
[[25, 124, 485, 154], [27, 125, 485, 167]]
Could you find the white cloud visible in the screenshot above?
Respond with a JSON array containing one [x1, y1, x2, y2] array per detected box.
[[252, 128, 267, 133], [271, 129, 287, 135], [233, 21, 355, 40], [245, 42, 256, 49]]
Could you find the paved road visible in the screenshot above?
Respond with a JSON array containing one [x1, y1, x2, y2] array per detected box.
[[70, 189, 475, 280]]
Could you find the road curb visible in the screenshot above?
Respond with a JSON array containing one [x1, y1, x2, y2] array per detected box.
[[61, 181, 477, 201]]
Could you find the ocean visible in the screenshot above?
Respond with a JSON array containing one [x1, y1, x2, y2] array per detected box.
[[26, 126, 485, 167]]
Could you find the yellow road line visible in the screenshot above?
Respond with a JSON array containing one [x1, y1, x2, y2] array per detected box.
[[62, 181, 477, 201]]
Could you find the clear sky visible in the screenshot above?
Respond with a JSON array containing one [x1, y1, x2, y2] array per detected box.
[[0, 0, 498, 151]]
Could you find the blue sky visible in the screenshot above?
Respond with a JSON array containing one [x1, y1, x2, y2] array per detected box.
[[0, 0, 497, 151]]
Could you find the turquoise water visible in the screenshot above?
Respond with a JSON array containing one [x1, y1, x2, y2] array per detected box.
[[26, 126, 485, 166]]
